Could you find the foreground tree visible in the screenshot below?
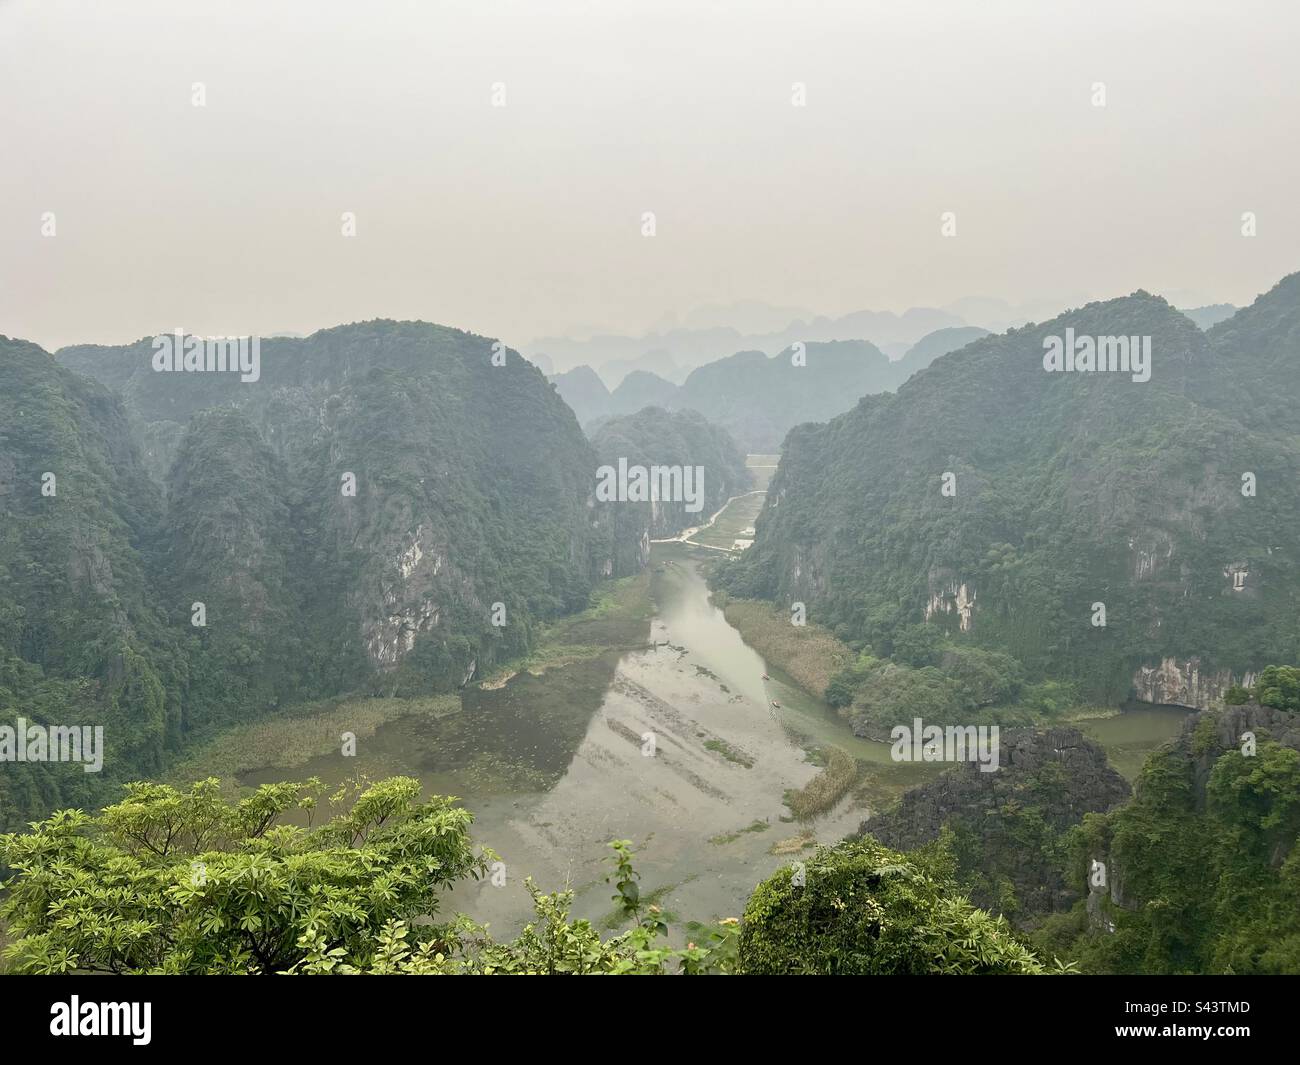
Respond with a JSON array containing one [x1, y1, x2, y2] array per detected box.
[[0, 776, 485, 974], [2, 777, 1058, 975], [1, 779, 738, 975], [738, 837, 1069, 974]]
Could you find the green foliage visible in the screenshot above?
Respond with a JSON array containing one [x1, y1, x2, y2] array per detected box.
[[290, 877, 741, 975], [0, 777, 485, 974], [891, 623, 944, 667], [0, 777, 1066, 977], [777, 624, 1049, 738], [1207, 742, 1300, 864], [1, 790, 742, 976], [1020, 679, 1082, 716], [737, 837, 1067, 974], [1253, 665, 1300, 711], [848, 662, 963, 736], [825, 651, 881, 708], [1040, 723, 1300, 975], [605, 838, 667, 937], [940, 645, 1025, 708], [0, 338, 180, 827]]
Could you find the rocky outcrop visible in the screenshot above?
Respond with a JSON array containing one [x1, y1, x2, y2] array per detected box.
[[1128, 532, 1174, 581], [924, 576, 976, 632], [1131, 656, 1256, 711], [859, 727, 1131, 918], [1169, 702, 1300, 802]]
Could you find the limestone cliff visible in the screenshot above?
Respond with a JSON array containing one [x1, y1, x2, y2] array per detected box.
[[1131, 656, 1257, 711]]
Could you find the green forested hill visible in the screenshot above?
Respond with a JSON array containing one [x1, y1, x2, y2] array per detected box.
[[589, 406, 750, 570], [892, 326, 991, 378], [721, 277, 1300, 713], [0, 337, 179, 825], [607, 370, 680, 418], [0, 322, 640, 828], [1202, 272, 1300, 427]]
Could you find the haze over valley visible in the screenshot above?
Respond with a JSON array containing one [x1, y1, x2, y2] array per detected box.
[[2, 0, 1299, 998]]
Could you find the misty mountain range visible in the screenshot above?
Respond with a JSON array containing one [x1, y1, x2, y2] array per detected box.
[[528, 300, 1239, 386], [0, 272, 1292, 980]]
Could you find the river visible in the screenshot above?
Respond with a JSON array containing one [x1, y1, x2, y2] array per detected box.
[[242, 535, 1192, 937]]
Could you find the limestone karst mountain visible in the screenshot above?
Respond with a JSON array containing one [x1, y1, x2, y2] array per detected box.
[[722, 274, 1300, 710], [589, 406, 751, 573], [551, 330, 990, 453], [2, 322, 655, 827]]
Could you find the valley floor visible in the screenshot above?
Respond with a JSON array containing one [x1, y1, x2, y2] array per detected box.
[[161, 485, 1189, 938]]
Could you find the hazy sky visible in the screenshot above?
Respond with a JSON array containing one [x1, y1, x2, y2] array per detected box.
[[2, 0, 1297, 352]]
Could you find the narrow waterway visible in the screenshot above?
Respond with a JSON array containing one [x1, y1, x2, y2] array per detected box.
[[244, 542, 901, 934], [242, 536, 1191, 936]]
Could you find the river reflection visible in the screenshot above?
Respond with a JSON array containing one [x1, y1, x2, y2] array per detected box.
[[241, 542, 1187, 935]]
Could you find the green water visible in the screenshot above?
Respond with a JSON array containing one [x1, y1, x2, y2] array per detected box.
[[1076, 704, 1194, 780], [241, 538, 1188, 935]]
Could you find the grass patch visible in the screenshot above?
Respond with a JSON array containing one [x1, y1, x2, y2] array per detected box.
[[722, 598, 855, 699], [476, 571, 653, 688], [708, 820, 771, 846], [768, 831, 818, 856], [704, 738, 754, 768], [1059, 704, 1121, 723], [785, 745, 858, 821], [166, 695, 460, 785], [691, 491, 766, 549]]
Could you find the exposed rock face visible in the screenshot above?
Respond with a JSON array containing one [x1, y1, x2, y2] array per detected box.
[[859, 727, 1131, 918], [924, 577, 976, 632], [1131, 657, 1256, 711], [1170, 702, 1300, 800], [1128, 531, 1174, 581], [1223, 562, 1249, 592], [1086, 874, 1117, 934]]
